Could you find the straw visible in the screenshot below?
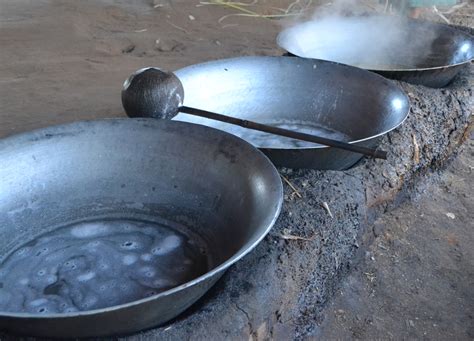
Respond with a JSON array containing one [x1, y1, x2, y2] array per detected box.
[[198, 0, 315, 23]]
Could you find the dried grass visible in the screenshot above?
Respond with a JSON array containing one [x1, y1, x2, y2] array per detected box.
[[198, 0, 316, 23]]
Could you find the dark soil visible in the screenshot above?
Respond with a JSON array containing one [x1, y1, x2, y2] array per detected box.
[[0, 1, 472, 339], [318, 139, 474, 340]]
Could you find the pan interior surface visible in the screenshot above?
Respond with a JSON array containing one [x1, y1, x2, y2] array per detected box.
[[277, 15, 474, 71], [0, 217, 211, 314], [228, 120, 353, 148], [174, 56, 409, 150], [0, 119, 283, 320]]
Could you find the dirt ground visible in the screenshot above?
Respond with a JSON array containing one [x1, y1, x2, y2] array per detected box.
[[318, 138, 474, 340], [0, 0, 285, 138], [0, 1, 473, 340]]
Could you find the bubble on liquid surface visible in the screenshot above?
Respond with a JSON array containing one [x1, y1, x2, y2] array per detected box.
[[15, 247, 30, 257], [70, 223, 111, 238], [140, 253, 152, 262], [0, 219, 211, 314], [120, 241, 140, 250], [77, 272, 95, 282], [30, 298, 48, 307], [122, 254, 138, 265]]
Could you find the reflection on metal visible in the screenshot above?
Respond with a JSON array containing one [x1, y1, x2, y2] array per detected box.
[[0, 119, 283, 337], [278, 15, 474, 87], [174, 56, 409, 169]]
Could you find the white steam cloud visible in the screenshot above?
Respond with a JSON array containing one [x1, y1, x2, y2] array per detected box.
[[278, 0, 439, 70]]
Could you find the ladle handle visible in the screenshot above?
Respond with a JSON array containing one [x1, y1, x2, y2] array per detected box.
[[180, 106, 387, 160]]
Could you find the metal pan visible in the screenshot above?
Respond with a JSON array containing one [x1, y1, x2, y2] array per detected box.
[[277, 15, 474, 88], [0, 119, 282, 338], [174, 56, 409, 170]]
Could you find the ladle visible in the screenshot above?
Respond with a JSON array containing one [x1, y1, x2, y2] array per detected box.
[[121, 67, 387, 159]]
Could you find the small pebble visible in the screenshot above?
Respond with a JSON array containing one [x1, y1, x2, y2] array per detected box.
[[446, 212, 455, 219]]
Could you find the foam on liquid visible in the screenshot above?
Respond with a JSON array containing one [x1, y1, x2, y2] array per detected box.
[[0, 220, 210, 314]]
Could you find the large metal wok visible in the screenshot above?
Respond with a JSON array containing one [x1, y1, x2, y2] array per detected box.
[[174, 56, 409, 170], [0, 119, 282, 338], [277, 15, 474, 87]]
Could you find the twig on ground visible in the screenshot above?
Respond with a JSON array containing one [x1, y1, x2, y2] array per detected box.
[[166, 21, 188, 33], [321, 201, 333, 218], [432, 6, 450, 23], [198, 0, 314, 23], [439, 1, 467, 14], [216, 12, 300, 24], [222, 23, 239, 28], [364, 272, 376, 282], [281, 175, 303, 199], [412, 134, 420, 164], [280, 228, 318, 241]]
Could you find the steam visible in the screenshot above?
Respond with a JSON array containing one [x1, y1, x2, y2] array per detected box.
[[278, 1, 440, 70]]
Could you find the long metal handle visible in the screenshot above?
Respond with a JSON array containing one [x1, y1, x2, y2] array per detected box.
[[180, 106, 387, 159]]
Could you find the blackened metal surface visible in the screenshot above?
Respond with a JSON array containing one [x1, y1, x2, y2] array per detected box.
[[374, 63, 469, 87], [278, 16, 474, 88], [122, 68, 184, 120], [120, 67, 387, 160], [172, 56, 409, 170], [0, 119, 283, 337]]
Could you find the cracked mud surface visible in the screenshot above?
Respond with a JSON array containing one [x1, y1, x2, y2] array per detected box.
[[0, 1, 472, 339]]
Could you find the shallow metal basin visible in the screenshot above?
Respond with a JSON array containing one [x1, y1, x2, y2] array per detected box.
[[0, 118, 282, 338], [174, 56, 410, 170], [277, 15, 474, 87]]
